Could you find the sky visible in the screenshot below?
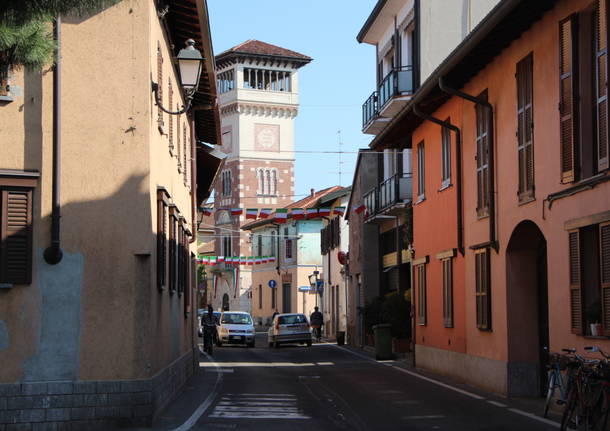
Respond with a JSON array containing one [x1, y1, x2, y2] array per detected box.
[[207, 0, 378, 199]]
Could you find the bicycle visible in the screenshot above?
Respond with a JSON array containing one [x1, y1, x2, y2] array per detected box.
[[582, 346, 610, 431], [311, 325, 322, 342], [544, 348, 576, 418], [560, 350, 602, 430]]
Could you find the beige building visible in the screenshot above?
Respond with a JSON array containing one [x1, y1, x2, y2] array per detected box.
[[206, 41, 311, 313], [0, 0, 221, 428]]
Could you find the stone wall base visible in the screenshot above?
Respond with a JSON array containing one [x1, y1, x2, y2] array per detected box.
[[0, 349, 195, 430]]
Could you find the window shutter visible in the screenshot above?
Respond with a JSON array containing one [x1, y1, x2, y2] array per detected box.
[[559, 16, 578, 183], [475, 249, 491, 330], [157, 192, 168, 291], [600, 223, 610, 335], [417, 264, 426, 325], [157, 42, 164, 128], [475, 95, 490, 216], [0, 189, 33, 284], [597, 0, 609, 171], [568, 230, 583, 334], [517, 54, 535, 201], [442, 258, 453, 328]]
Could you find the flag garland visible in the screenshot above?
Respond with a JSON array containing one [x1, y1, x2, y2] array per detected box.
[[231, 208, 243, 216], [246, 208, 258, 219], [275, 208, 288, 224], [199, 207, 213, 216], [306, 208, 318, 219], [333, 206, 346, 216], [291, 208, 304, 219], [354, 203, 366, 214], [259, 208, 272, 218], [318, 208, 331, 217]]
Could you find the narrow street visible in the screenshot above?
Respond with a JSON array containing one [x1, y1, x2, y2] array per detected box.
[[192, 335, 558, 431]]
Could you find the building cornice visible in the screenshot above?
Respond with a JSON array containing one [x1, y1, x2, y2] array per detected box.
[[220, 102, 298, 118]]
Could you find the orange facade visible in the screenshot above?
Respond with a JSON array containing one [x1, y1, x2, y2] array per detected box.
[[410, 0, 610, 395]]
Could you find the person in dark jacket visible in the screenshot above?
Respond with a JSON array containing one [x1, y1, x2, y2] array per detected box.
[[310, 306, 323, 341]]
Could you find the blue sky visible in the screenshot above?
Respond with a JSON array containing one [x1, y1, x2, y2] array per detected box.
[[208, 0, 377, 198]]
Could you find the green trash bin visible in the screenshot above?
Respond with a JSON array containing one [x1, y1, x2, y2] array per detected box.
[[373, 323, 392, 360]]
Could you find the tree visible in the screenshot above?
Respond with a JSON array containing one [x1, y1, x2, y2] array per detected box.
[[0, 0, 119, 71]]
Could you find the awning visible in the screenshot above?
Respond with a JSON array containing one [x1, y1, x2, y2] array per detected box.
[[197, 143, 225, 206]]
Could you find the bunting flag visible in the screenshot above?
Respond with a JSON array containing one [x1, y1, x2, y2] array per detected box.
[[231, 208, 243, 216], [275, 208, 288, 223], [261, 256, 268, 264], [354, 204, 366, 214], [255, 256, 262, 265], [247, 256, 254, 266], [246, 208, 258, 219], [269, 256, 276, 263], [217, 256, 225, 263], [291, 208, 304, 219], [201, 256, 209, 265], [240, 256, 247, 265], [259, 208, 272, 219], [225, 256, 232, 264], [318, 208, 331, 217], [333, 206, 346, 216], [199, 207, 213, 216], [306, 208, 318, 219], [209, 256, 217, 266]]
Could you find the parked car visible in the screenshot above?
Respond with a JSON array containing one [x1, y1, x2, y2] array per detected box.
[[268, 313, 312, 348], [217, 311, 255, 347], [198, 309, 220, 340]]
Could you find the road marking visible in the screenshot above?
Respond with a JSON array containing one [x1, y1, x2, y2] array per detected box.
[[390, 366, 484, 400], [170, 351, 223, 431], [508, 408, 560, 428], [209, 393, 309, 420], [487, 400, 508, 408], [209, 368, 233, 373]]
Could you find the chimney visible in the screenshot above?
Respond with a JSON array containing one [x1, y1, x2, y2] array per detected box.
[[310, 188, 314, 197]]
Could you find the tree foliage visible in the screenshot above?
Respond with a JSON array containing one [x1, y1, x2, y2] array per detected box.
[[0, 0, 119, 71]]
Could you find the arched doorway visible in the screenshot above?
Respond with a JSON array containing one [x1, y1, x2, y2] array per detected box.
[[506, 220, 548, 397], [222, 293, 230, 311]]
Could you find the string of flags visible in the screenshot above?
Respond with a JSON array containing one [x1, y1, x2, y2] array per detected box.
[[198, 206, 351, 222], [196, 255, 278, 266]]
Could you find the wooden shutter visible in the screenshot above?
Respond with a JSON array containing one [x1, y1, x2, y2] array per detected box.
[[417, 264, 426, 325], [259, 284, 263, 309], [568, 230, 583, 334], [600, 223, 610, 334], [443, 258, 453, 328], [475, 249, 491, 330], [169, 209, 177, 293], [597, 0, 609, 171], [183, 125, 188, 184], [517, 54, 535, 201], [157, 41, 164, 128], [559, 16, 578, 183], [157, 191, 168, 291], [475, 95, 490, 216], [0, 189, 32, 284]]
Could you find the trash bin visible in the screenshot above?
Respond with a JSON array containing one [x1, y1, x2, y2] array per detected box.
[[336, 331, 345, 346], [372, 324, 392, 360]]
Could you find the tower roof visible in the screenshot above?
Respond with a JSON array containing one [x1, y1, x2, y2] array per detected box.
[[215, 39, 312, 69]]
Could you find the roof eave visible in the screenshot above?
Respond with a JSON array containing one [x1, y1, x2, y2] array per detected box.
[[357, 0, 389, 43]]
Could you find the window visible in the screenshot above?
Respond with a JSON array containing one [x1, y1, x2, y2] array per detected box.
[[272, 285, 277, 309], [175, 113, 180, 159], [243, 68, 291, 91], [257, 234, 262, 256], [257, 169, 278, 196], [217, 69, 235, 94], [222, 235, 232, 257], [221, 170, 232, 197], [157, 189, 169, 290], [417, 141, 425, 201], [169, 207, 178, 293], [156, 41, 164, 130], [442, 258, 453, 328], [568, 222, 610, 335], [285, 228, 293, 260], [516, 54, 534, 201], [475, 248, 491, 330], [258, 284, 263, 309], [271, 230, 277, 258], [416, 264, 427, 325], [321, 217, 341, 254], [0, 180, 35, 285], [0, 54, 11, 100], [441, 124, 451, 187], [559, 1, 610, 183], [476, 91, 490, 217]]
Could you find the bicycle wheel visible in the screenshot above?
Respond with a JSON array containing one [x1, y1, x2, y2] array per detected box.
[[561, 391, 585, 431], [585, 387, 608, 431], [544, 371, 557, 418]]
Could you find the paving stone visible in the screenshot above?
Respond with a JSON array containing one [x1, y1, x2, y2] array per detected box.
[[71, 383, 95, 395], [20, 384, 47, 396], [7, 397, 44, 410], [0, 398, 6, 410], [45, 409, 70, 422], [0, 386, 20, 397], [32, 424, 57, 431], [133, 404, 153, 417], [82, 395, 106, 407], [47, 383, 72, 396], [19, 410, 45, 423], [94, 407, 120, 419], [0, 410, 19, 424], [95, 381, 121, 394], [70, 407, 95, 420], [119, 380, 151, 393]]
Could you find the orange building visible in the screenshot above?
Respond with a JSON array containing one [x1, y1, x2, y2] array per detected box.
[[366, 0, 610, 396]]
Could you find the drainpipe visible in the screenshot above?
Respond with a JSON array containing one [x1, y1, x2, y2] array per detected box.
[[189, 116, 197, 244], [44, 16, 63, 265], [412, 105, 464, 256], [409, 245, 415, 367], [438, 77, 498, 252]]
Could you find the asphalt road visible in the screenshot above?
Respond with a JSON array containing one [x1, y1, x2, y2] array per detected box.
[[192, 334, 559, 430]]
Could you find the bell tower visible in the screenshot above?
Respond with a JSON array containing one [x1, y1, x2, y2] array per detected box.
[[210, 40, 311, 312]]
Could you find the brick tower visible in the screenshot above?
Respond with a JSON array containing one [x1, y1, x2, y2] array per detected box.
[[209, 40, 311, 312]]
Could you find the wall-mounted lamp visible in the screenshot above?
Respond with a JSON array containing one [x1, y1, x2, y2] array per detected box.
[[151, 39, 204, 115]]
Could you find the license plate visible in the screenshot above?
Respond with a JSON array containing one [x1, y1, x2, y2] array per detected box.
[[230, 336, 244, 341]]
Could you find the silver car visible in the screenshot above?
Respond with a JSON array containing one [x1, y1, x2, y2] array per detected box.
[[268, 313, 312, 348], [217, 311, 255, 347]]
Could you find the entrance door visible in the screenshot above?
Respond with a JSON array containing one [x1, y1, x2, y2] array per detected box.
[[282, 283, 291, 313], [222, 293, 230, 311], [506, 220, 549, 397]]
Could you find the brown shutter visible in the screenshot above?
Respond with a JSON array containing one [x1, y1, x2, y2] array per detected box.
[[169, 80, 174, 150], [169, 209, 177, 293], [417, 264, 426, 325], [157, 41, 164, 129], [475, 95, 490, 216], [597, 0, 609, 171], [568, 230, 583, 334], [600, 223, 610, 334], [183, 125, 188, 185], [0, 189, 33, 284], [475, 249, 491, 330], [157, 191, 168, 291], [559, 16, 578, 183], [443, 258, 453, 328], [517, 54, 535, 201]]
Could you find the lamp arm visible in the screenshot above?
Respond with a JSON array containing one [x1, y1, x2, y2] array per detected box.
[[151, 81, 193, 115]]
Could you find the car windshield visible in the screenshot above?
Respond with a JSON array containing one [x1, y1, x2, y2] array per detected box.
[[221, 313, 252, 325], [278, 314, 307, 324]]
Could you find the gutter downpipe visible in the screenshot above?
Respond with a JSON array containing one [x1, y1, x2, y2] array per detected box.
[[44, 16, 63, 265], [412, 105, 464, 256], [189, 117, 197, 244], [438, 77, 498, 252]]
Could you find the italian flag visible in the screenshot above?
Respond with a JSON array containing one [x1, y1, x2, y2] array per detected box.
[[269, 256, 276, 263], [259, 208, 272, 218], [225, 256, 232, 264], [354, 204, 366, 214], [200, 207, 213, 216], [240, 256, 247, 265], [217, 256, 225, 263], [291, 208, 304, 219], [261, 256, 268, 263], [306, 208, 318, 219], [231, 208, 243, 216], [333, 206, 346, 216], [247, 256, 254, 265], [209, 256, 217, 266], [201, 256, 209, 265], [246, 208, 258, 219], [318, 208, 331, 217], [255, 256, 262, 265], [275, 208, 288, 223]]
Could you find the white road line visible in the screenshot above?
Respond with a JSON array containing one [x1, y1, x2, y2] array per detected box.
[[209, 413, 309, 419], [170, 351, 223, 431], [389, 366, 485, 400], [209, 394, 309, 420], [508, 409, 560, 428], [217, 402, 296, 407], [487, 400, 508, 408]]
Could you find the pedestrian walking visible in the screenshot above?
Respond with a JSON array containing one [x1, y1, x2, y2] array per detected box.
[[310, 306, 323, 342]]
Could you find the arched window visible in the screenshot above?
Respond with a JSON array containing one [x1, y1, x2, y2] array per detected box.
[[257, 169, 264, 195], [265, 170, 271, 195], [271, 170, 277, 195]]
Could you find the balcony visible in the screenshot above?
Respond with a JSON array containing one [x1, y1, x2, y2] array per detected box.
[[362, 66, 415, 134], [362, 173, 413, 222]]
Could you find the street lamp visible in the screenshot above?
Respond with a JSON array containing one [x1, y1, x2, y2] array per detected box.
[[151, 39, 204, 115]]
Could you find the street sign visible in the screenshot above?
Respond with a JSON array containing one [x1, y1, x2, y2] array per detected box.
[[316, 280, 324, 296], [298, 286, 311, 292], [268, 279, 277, 288]]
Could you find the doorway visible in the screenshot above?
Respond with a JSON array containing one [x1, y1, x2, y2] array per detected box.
[[222, 293, 230, 311], [282, 283, 291, 313], [506, 220, 548, 397]]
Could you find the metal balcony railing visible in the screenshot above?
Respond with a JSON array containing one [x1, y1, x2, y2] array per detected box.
[[362, 173, 413, 219], [378, 66, 414, 110], [362, 92, 378, 129]]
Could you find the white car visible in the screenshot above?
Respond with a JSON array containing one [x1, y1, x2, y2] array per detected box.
[[217, 311, 256, 347], [268, 313, 312, 348]]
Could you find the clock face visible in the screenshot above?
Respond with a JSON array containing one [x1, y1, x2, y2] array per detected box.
[[254, 124, 280, 152]]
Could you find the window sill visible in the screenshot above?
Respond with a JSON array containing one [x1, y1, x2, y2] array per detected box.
[[583, 335, 610, 339], [518, 195, 536, 206], [438, 182, 452, 192], [416, 195, 425, 204], [477, 212, 490, 220]]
